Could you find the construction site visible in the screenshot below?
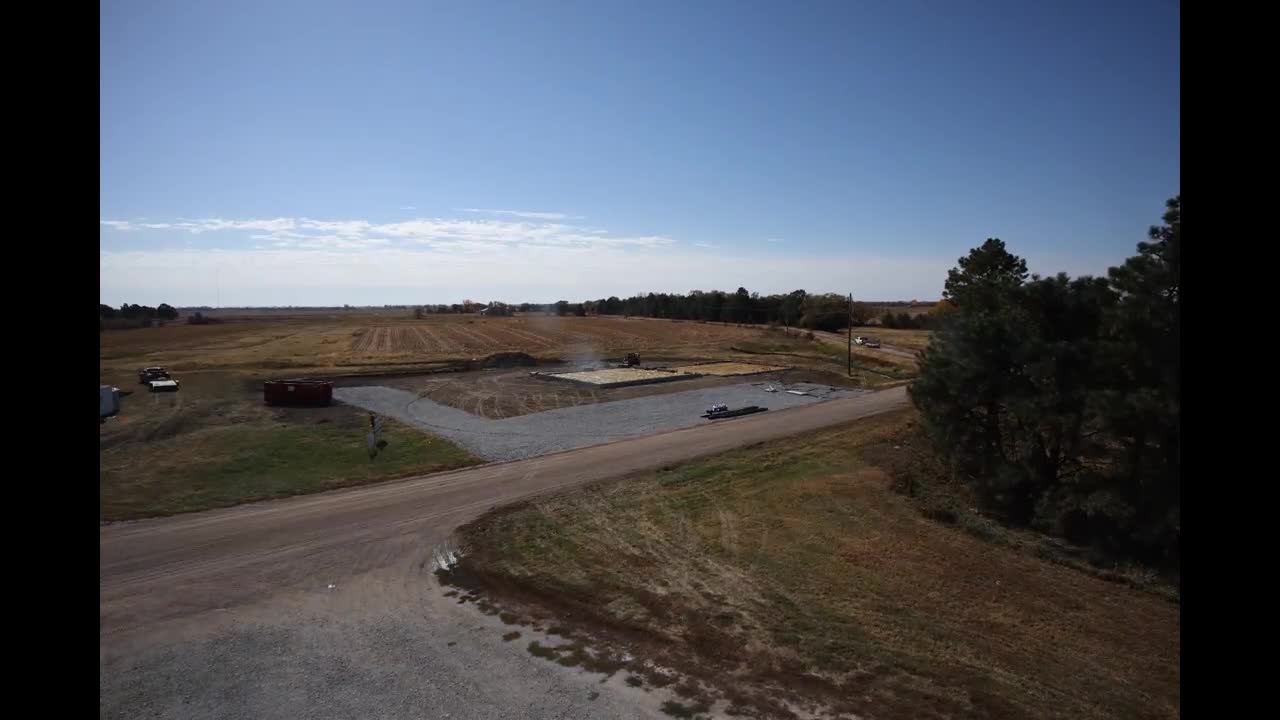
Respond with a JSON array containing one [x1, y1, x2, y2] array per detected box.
[[331, 353, 862, 461]]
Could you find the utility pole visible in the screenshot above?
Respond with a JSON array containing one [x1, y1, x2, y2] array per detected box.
[[847, 292, 853, 376]]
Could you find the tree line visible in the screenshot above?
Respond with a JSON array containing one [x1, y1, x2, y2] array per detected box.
[[411, 295, 942, 330], [910, 196, 1179, 570], [99, 303, 179, 330], [537, 291, 940, 331], [100, 303, 179, 321]]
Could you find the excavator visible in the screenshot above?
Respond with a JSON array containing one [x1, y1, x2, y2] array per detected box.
[[622, 352, 641, 367]]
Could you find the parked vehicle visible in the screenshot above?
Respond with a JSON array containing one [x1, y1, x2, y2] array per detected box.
[[863, 338, 881, 348], [148, 379, 180, 392], [138, 366, 170, 383], [703, 405, 768, 420], [853, 335, 866, 345]]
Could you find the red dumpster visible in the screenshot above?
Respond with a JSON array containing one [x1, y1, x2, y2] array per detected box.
[[263, 379, 333, 407]]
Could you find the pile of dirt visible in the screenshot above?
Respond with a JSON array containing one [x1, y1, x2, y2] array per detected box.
[[477, 352, 538, 369]]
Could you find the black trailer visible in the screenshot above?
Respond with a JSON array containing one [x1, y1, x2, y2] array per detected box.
[[702, 405, 768, 420]]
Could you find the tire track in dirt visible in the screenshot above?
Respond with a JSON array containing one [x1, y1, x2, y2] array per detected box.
[[408, 326, 442, 353], [459, 324, 513, 349], [442, 324, 498, 352], [423, 325, 463, 354], [349, 327, 373, 352], [488, 326, 558, 351]]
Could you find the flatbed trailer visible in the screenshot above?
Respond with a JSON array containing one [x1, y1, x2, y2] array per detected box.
[[702, 405, 768, 420]]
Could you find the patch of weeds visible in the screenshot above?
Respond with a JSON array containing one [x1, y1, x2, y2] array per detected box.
[[920, 502, 958, 525], [527, 641, 557, 659], [498, 611, 520, 625], [588, 691, 599, 701], [502, 631, 521, 642], [476, 600, 500, 616], [733, 693, 799, 720], [658, 463, 724, 488], [644, 668, 677, 688], [660, 699, 711, 718], [580, 649, 629, 677], [957, 512, 1003, 543], [625, 675, 645, 688], [442, 590, 459, 598], [546, 624, 570, 637], [446, 641, 457, 647], [553, 643, 591, 668], [674, 680, 705, 699]]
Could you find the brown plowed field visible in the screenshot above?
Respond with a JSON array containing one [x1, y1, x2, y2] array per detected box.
[[342, 316, 770, 360]]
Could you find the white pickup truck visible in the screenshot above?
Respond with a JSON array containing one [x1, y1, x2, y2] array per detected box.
[[148, 378, 180, 392]]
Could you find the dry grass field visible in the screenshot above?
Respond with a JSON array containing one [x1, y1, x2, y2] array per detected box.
[[99, 371, 479, 521], [442, 408, 1179, 720]]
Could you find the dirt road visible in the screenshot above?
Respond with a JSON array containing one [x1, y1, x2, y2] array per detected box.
[[811, 329, 919, 361], [101, 385, 908, 719]]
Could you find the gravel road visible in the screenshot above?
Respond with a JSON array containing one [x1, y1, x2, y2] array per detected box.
[[335, 380, 860, 461], [101, 386, 909, 719]]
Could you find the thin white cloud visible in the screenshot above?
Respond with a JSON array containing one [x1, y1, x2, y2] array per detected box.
[[399, 205, 417, 210], [456, 208, 581, 221], [101, 218, 300, 234], [766, 238, 785, 243], [693, 242, 720, 249], [101, 214, 675, 253], [297, 219, 373, 237]]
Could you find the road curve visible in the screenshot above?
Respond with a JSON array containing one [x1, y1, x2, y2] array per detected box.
[[101, 385, 908, 719], [102, 385, 906, 627]]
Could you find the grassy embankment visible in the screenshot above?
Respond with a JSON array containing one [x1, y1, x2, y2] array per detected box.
[[443, 408, 1179, 720]]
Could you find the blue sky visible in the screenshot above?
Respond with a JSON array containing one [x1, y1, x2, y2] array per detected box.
[[101, 0, 1179, 306]]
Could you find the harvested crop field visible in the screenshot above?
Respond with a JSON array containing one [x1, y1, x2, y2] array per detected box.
[[344, 317, 774, 359], [101, 313, 785, 378], [669, 361, 786, 376]]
